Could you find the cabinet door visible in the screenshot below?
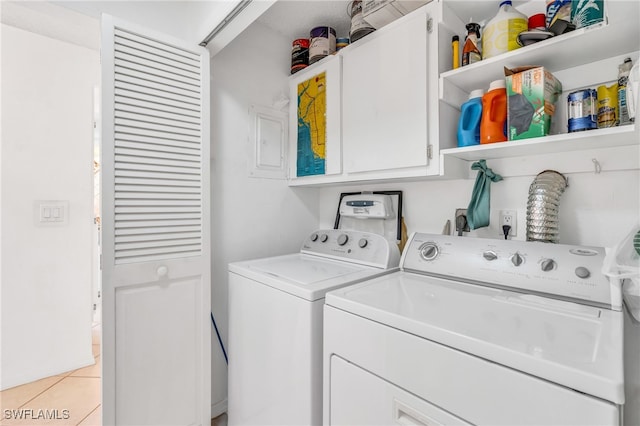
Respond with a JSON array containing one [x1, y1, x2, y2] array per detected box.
[[342, 7, 430, 175], [289, 55, 342, 180]]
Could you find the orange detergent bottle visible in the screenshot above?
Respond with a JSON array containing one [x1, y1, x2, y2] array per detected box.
[[480, 79, 508, 143]]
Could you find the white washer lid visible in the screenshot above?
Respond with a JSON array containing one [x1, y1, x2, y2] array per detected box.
[[326, 271, 625, 404], [229, 253, 398, 301]]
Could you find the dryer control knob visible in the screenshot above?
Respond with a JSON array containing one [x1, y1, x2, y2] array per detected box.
[[541, 258, 556, 272], [337, 234, 349, 246], [510, 253, 524, 267], [483, 251, 498, 261], [320, 234, 329, 243], [310, 233, 319, 242], [419, 243, 439, 261], [358, 238, 368, 248], [575, 266, 591, 279]]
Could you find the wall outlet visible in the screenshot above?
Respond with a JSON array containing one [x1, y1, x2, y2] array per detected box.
[[499, 210, 517, 237], [455, 208, 470, 234]]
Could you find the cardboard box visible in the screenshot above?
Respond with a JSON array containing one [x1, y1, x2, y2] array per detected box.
[[506, 66, 563, 140]]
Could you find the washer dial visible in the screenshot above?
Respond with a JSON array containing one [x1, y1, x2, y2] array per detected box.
[[540, 258, 556, 272], [419, 243, 439, 261]]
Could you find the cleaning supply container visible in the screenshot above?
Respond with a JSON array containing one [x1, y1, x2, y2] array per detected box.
[[482, 0, 527, 60], [457, 89, 484, 147], [462, 22, 482, 66], [618, 57, 633, 125], [481, 79, 508, 143]]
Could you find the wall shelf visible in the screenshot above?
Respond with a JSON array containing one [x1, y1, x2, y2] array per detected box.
[[440, 125, 638, 162], [439, 2, 639, 100]]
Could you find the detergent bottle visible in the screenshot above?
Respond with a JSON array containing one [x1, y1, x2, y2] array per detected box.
[[482, 1, 528, 60], [457, 89, 484, 147], [480, 79, 508, 144]]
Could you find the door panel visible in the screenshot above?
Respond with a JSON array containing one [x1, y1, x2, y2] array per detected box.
[[101, 14, 211, 425]]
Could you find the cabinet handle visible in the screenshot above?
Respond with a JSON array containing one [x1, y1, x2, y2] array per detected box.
[[394, 400, 442, 426], [427, 144, 433, 160], [427, 17, 433, 33]]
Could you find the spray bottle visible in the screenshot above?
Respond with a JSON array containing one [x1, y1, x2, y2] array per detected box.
[[462, 22, 482, 66]]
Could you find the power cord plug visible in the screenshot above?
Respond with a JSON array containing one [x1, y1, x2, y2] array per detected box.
[[502, 225, 511, 240], [456, 214, 467, 237]]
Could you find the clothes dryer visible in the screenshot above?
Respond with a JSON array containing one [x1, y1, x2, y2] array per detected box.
[[324, 232, 625, 425], [228, 229, 400, 425]]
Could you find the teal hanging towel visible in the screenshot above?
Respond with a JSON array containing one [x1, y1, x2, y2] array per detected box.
[[467, 159, 503, 230]]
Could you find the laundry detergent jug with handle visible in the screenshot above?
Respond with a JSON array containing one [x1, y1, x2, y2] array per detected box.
[[481, 79, 508, 144], [457, 89, 484, 147], [482, 1, 528, 60]]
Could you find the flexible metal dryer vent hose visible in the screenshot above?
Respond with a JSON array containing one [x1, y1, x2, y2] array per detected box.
[[526, 170, 568, 244]]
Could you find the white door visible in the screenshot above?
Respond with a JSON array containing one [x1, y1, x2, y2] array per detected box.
[[101, 15, 211, 425]]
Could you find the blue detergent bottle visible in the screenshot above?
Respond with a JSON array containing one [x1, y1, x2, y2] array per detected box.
[[457, 89, 484, 147]]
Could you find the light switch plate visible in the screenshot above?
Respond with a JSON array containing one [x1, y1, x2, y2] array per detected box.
[[35, 200, 69, 226]]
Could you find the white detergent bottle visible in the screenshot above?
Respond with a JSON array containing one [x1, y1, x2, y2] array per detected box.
[[482, 1, 528, 60]]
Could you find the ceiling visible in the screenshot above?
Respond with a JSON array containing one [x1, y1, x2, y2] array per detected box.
[[0, 0, 246, 52], [52, 0, 240, 45], [257, 0, 352, 42], [1, 0, 355, 55]]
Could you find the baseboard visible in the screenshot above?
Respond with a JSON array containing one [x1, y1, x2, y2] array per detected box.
[[1, 354, 95, 391], [211, 398, 227, 419]]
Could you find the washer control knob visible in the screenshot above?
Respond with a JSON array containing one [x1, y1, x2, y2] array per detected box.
[[337, 234, 349, 246], [419, 243, 439, 261], [510, 253, 524, 267], [310, 233, 319, 242], [575, 266, 591, 279], [541, 258, 556, 272], [483, 251, 498, 261], [320, 234, 329, 243], [358, 238, 368, 248]]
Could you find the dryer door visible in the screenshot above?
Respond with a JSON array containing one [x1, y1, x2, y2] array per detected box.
[[330, 355, 470, 425]]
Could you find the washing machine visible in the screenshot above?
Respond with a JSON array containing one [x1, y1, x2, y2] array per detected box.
[[228, 229, 400, 425], [324, 232, 625, 425]]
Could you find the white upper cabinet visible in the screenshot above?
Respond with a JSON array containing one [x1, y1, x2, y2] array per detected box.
[[288, 2, 449, 186], [286, 0, 640, 186], [342, 4, 439, 178]]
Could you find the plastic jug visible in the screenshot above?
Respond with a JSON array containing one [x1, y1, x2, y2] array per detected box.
[[457, 89, 484, 147], [482, 1, 528, 60], [480, 80, 508, 144]]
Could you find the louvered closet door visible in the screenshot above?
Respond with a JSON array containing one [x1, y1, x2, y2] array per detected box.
[[101, 15, 210, 426]]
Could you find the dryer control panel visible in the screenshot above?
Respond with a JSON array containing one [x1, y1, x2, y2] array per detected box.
[[401, 232, 619, 310], [301, 229, 400, 269]]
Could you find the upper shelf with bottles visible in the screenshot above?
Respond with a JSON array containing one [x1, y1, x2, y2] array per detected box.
[[438, 0, 640, 100]]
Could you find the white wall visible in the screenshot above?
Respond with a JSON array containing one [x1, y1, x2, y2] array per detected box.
[[210, 21, 320, 415], [0, 24, 97, 389], [318, 169, 640, 248]]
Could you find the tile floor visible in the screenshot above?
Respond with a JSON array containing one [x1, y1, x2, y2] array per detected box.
[[2, 324, 228, 426], [0, 324, 101, 426], [211, 413, 227, 426]]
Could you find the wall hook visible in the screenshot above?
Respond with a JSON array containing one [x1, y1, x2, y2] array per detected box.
[[592, 158, 602, 174]]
